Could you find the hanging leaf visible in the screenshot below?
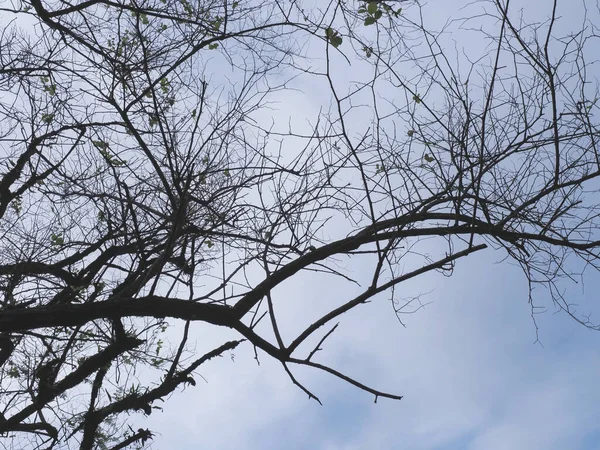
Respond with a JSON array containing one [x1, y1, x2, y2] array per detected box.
[[211, 17, 223, 31], [41, 113, 54, 124], [160, 77, 169, 94], [92, 140, 109, 150], [50, 233, 65, 246], [325, 27, 342, 48], [44, 84, 56, 96]]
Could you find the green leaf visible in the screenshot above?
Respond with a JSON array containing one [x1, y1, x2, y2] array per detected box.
[[92, 140, 109, 150], [51, 233, 65, 246], [423, 153, 434, 163], [224, 168, 230, 177], [44, 84, 56, 96], [208, 43, 219, 50], [206, 240, 213, 248], [98, 148, 125, 167], [212, 17, 223, 30], [99, 148, 110, 160], [41, 113, 54, 124], [367, 1, 378, 15], [160, 77, 169, 94], [232, 1, 239, 8], [407, 130, 414, 137], [374, 10, 382, 20], [364, 16, 376, 26], [330, 35, 342, 48], [325, 28, 342, 48], [413, 94, 421, 104], [180, 0, 192, 15]]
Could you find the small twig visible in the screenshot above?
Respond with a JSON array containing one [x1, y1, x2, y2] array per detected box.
[[307, 323, 339, 361]]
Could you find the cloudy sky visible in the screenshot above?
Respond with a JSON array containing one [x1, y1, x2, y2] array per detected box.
[[135, 1, 600, 448], [139, 242, 600, 450]]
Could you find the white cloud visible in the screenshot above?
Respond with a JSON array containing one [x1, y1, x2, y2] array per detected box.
[[141, 247, 600, 449], [137, 1, 600, 447]]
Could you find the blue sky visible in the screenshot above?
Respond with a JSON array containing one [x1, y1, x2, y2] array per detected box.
[[1, 0, 598, 448], [136, 1, 600, 448], [138, 247, 600, 449]]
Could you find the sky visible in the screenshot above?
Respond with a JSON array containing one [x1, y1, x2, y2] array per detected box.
[[135, 1, 600, 448], [0, 0, 599, 448], [140, 248, 600, 450]]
